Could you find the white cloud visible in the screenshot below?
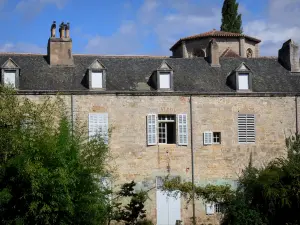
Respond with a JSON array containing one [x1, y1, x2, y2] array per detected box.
[[85, 21, 140, 55], [0, 42, 45, 53], [243, 0, 300, 56], [16, 0, 69, 19]]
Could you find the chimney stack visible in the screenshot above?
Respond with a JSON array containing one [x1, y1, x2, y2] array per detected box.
[[278, 39, 300, 73], [47, 21, 73, 66], [207, 39, 220, 67], [50, 21, 56, 37]]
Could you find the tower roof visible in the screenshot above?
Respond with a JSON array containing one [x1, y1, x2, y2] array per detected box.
[[170, 29, 261, 51]]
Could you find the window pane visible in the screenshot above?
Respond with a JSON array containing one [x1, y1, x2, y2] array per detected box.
[[4, 71, 16, 88], [238, 74, 249, 90], [159, 73, 170, 89], [91, 72, 103, 88]]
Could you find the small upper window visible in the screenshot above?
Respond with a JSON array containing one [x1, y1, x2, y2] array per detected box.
[[238, 73, 249, 90], [3, 71, 16, 88], [88, 59, 106, 90], [159, 72, 171, 89]]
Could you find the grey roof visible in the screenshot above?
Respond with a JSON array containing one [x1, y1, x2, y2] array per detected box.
[[0, 53, 299, 93]]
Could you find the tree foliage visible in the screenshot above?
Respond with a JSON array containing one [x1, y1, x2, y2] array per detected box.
[[110, 181, 150, 225], [220, 0, 243, 33], [0, 87, 111, 225], [164, 135, 300, 224]]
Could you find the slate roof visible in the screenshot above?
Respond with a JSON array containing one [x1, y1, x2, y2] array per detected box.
[[170, 29, 261, 51], [0, 53, 299, 93]]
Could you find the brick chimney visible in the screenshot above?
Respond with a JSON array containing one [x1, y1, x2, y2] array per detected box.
[[47, 21, 74, 66], [278, 39, 300, 73], [207, 39, 220, 67]]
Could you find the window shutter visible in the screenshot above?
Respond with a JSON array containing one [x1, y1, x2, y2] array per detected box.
[[203, 131, 213, 145], [206, 203, 215, 215], [89, 113, 109, 144], [147, 114, 157, 145], [238, 114, 255, 143], [178, 114, 188, 145]]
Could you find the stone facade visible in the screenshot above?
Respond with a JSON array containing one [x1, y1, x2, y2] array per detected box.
[[23, 94, 298, 224]]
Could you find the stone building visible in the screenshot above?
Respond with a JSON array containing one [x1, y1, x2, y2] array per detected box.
[[1, 21, 300, 224]]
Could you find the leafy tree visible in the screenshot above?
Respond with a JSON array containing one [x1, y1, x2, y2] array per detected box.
[[220, 0, 243, 33], [163, 134, 300, 224], [0, 87, 111, 225], [110, 181, 149, 225]]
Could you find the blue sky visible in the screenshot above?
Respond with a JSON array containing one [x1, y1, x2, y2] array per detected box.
[[0, 0, 299, 56]]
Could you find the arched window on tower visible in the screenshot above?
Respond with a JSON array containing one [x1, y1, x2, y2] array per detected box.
[[193, 49, 205, 57], [246, 48, 253, 58]]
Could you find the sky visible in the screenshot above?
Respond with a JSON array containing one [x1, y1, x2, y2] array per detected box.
[[0, 0, 299, 56]]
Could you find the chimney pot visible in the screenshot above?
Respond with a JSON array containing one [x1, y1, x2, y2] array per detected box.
[[50, 21, 56, 37], [59, 22, 65, 38], [65, 22, 70, 38]]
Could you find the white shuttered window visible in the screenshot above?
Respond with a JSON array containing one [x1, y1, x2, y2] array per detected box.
[[147, 114, 157, 145], [89, 113, 108, 144], [203, 131, 213, 145], [238, 114, 255, 143], [178, 114, 188, 145]]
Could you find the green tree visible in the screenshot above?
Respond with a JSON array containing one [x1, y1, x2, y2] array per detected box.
[[220, 0, 243, 33], [0, 87, 111, 225], [110, 181, 150, 225]]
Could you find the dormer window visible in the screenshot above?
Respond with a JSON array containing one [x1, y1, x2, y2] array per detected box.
[[226, 62, 252, 92], [88, 60, 106, 90], [1, 58, 20, 89], [150, 60, 173, 91], [238, 73, 249, 90]]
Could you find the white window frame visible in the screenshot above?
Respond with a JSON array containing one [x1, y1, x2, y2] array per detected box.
[[158, 115, 176, 144], [147, 114, 188, 146], [238, 114, 255, 144], [238, 73, 249, 90]]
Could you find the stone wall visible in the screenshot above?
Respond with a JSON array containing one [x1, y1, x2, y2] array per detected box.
[[22, 94, 297, 224]]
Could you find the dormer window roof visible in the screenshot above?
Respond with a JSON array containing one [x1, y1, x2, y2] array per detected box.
[[226, 62, 253, 92], [1, 58, 20, 89], [88, 59, 107, 90]]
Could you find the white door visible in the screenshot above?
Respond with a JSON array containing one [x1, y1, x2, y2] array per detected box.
[[156, 177, 181, 225]]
